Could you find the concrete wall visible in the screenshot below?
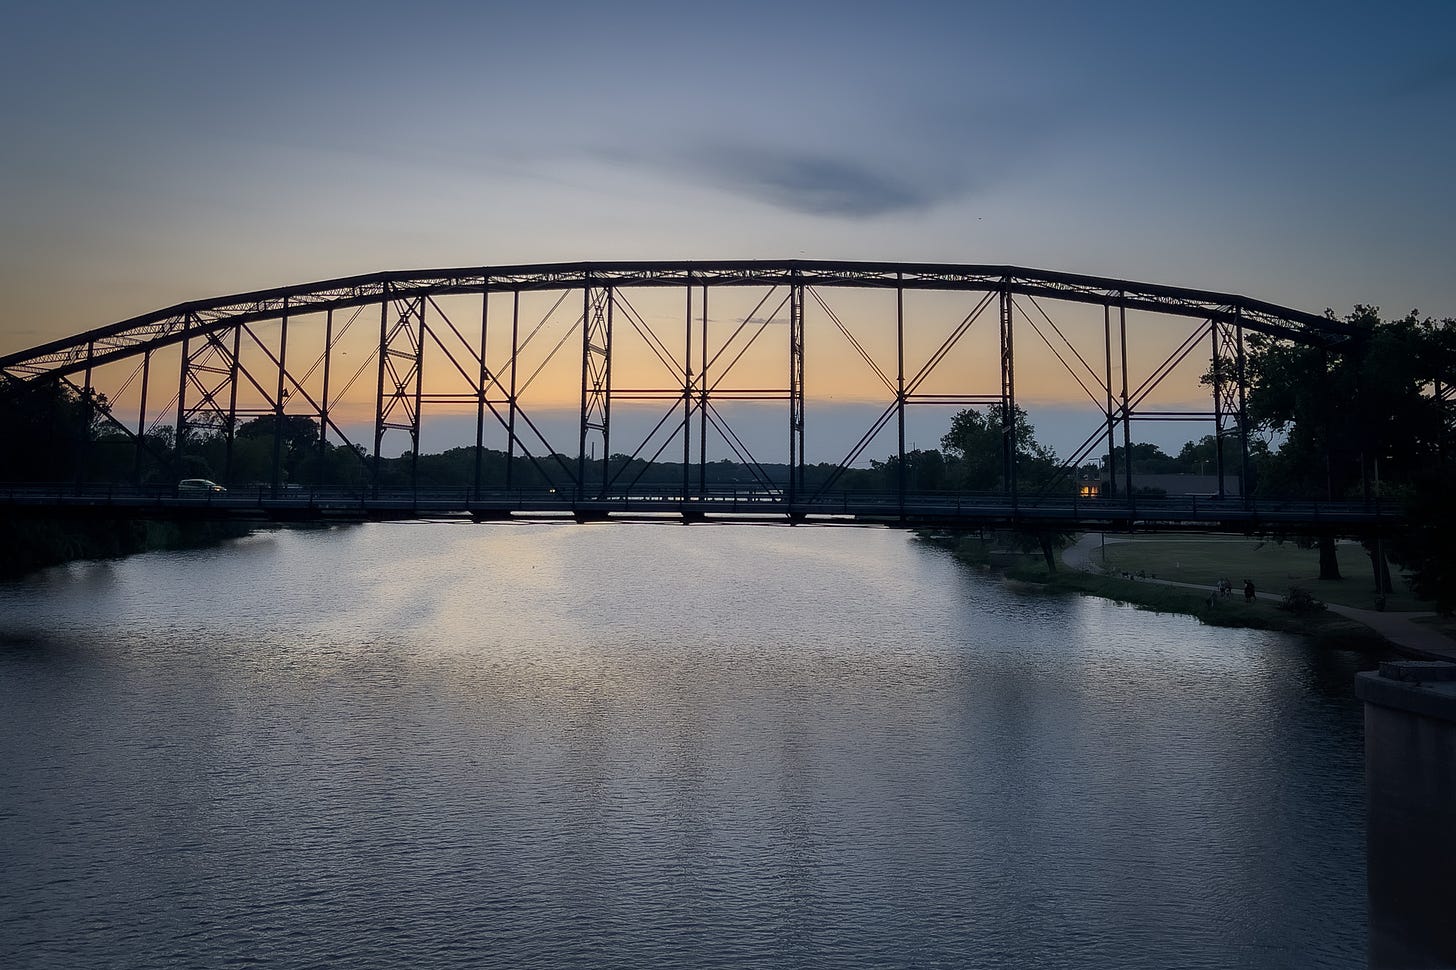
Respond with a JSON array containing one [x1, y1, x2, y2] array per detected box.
[[1357, 661, 1456, 969]]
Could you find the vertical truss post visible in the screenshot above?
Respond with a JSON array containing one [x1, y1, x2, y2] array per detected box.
[[224, 324, 242, 484], [1321, 345, 1334, 502], [175, 317, 191, 467], [474, 289, 488, 500], [1120, 300, 1134, 506], [1437, 375, 1453, 465], [271, 298, 290, 495], [1436, 375, 1446, 463], [319, 308, 334, 477], [413, 297, 425, 491], [76, 340, 95, 485], [603, 289, 614, 496], [133, 349, 151, 484], [374, 290, 425, 498], [579, 277, 612, 499], [372, 294, 389, 496], [999, 284, 1017, 504], [683, 279, 693, 505], [1235, 309, 1251, 505], [174, 324, 247, 480], [578, 277, 592, 499], [1103, 303, 1117, 498], [1212, 316, 1244, 503], [1210, 318, 1225, 498], [699, 283, 708, 497], [789, 276, 805, 506], [896, 276, 906, 517], [506, 290, 520, 491]]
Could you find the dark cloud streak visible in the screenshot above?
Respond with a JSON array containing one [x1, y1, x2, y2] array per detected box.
[[686, 146, 951, 218]]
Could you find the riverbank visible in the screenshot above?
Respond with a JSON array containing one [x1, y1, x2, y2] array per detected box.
[[924, 531, 1397, 651], [0, 514, 254, 580], [1028, 557, 1387, 648]]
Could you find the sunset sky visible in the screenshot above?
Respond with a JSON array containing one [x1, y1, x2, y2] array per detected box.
[[3, 0, 1453, 457]]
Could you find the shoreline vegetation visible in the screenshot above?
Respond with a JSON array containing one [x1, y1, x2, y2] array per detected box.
[[0, 515, 255, 581], [923, 531, 1392, 650]]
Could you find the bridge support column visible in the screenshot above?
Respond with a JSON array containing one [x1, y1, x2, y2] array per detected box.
[[1210, 319, 1227, 498], [1104, 303, 1117, 498], [271, 296, 290, 497], [579, 279, 612, 499], [76, 340, 95, 487], [372, 295, 388, 495], [1234, 310, 1251, 506], [897, 276, 906, 519], [1356, 661, 1456, 968], [699, 283, 709, 499], [506, 291, 520, 491], [374, 289, 425, 495], [175, 317, 191, 469], [320, 308, 334, 481], [999, 285, 1017, 504], [789, 277, 805, 507], [223, 324, 241, 485], [682, 279, 692, 505], [173, 311, 250, 476], [133, 349, 151, 484], [1119, 300, 1134, 508]]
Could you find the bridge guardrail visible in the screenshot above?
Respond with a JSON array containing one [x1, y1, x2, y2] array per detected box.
[[0, 480, 1400, 527]]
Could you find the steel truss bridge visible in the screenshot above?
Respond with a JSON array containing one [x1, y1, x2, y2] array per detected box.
[[0, 259, 1396, 532]]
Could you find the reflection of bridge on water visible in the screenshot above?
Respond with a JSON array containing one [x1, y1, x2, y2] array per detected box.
[[0, 259, 1411, 535], [0, 484, 1396, 533]]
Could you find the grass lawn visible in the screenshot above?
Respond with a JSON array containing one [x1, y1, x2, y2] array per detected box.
[[1093, 534, 1428, 612]]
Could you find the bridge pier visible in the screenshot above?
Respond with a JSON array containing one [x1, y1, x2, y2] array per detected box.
[[1356, 661, 1456, 969]]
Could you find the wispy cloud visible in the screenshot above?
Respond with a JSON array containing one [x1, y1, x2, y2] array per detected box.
[[683, 145, 951, 218], [590, 96, 1069, 220]]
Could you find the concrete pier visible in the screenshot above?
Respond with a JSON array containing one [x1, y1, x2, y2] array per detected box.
[[1356, 661, 1456, 969]]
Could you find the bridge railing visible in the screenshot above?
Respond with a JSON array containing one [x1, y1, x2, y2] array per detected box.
[[0, 480, 1398, 525]]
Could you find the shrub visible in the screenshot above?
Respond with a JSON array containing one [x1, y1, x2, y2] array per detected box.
[[1279, 586, 1326, 615]]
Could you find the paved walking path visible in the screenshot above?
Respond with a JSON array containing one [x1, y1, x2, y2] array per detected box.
[[1062, 533, 1456, 661]]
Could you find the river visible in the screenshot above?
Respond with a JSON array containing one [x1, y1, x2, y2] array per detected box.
[[0, 523, 1379, 968]]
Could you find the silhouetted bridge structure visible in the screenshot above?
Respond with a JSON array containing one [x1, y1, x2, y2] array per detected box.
[[0, 259, 1404, 534]]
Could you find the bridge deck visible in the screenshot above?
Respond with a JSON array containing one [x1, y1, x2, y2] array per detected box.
[[0, 486, 1397, 533]]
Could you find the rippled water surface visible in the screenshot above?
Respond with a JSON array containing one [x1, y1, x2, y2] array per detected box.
[[0, 523, 1378, 968]]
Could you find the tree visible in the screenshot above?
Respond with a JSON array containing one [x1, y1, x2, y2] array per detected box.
[[1173, 435, 1244, 479], [940, 404, 1070, 570], [235, 414, 325, 484], [940, 404, 1057, 492], [1244, 308, 1455, 599], [1107, 442, 1181, 475], [870, 448, 947, 492], [0, 376, 125, 482]]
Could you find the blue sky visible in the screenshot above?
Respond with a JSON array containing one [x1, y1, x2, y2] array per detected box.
[[2, 1, 1453, 457]]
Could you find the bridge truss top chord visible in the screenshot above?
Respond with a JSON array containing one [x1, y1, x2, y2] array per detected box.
[[0, 259, 1402, 533]]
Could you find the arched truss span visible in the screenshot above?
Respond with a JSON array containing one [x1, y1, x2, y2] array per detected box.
[[0, 260, 1353, 381], [0, 259, 1372, 519]]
